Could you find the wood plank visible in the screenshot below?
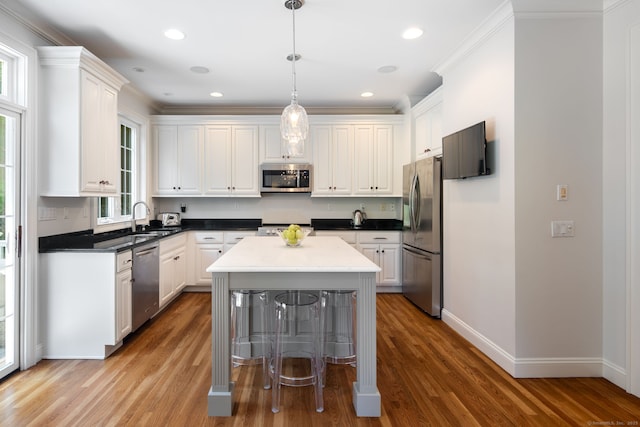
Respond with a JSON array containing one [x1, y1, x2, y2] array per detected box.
[[0, 292, 638, 426]]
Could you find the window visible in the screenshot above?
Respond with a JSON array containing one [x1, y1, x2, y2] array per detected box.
[[97, 118, 138, 225]]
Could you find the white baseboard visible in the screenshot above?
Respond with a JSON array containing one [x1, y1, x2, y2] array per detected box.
[[442, 308, 607, 379], [603, 358, 627, 389]]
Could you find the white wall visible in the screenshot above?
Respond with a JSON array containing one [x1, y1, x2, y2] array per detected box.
[[603, 0, 640, 393], [438, 1, 609, 379], [154, 195, 400, 225], [513, 11, 603, 374], [437, 6, 518, 369]]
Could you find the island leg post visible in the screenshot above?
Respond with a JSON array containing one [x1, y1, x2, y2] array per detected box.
[[208, 272, 234, 416], [353, 272, 381, 416]]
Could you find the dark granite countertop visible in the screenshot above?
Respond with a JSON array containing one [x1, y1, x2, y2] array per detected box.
[[39, 217, 401, 253], [311, 218, 403, 231]]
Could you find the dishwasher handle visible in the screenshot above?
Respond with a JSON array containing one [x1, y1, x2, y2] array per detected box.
[[135, 246, 158, 257]]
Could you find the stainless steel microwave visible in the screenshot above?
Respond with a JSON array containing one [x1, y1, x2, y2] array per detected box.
[[260, 164, 312, 193]]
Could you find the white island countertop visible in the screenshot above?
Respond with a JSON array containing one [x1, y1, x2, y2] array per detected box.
[[206, 235, 381, 273]]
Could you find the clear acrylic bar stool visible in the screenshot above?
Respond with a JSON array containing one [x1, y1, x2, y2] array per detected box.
[[230, 290, 270, 389], [322, 290, 357, 366], [271, 290, 324, 413]]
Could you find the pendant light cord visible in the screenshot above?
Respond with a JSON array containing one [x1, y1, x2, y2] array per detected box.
[[291, 0, 298, 102]]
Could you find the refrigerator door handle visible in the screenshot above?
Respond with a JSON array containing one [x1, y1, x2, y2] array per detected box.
[[413, 174, 421, 232], [403, 245, 431, 260]]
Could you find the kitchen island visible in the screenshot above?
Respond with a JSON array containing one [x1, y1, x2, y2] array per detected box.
[[206, 235, 381, 417]]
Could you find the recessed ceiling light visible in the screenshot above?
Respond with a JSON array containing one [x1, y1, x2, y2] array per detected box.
[[164, 29, 185, 40], [377, 65, 397, 73], [132, 67, 145, 73], [210, 92, 223, 98], [361, 92, 374, 98], [402, 27, 423, 40], [190, 66, 210, 74], [163, 92, 173, 96]]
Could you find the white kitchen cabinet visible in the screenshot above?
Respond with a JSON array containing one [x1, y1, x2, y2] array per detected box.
[[190, 231, 225, 286], [115, 250, 133, 341], [260, 124, 311, 163], [353, 125, 393, 195], [313, 230, 357, 247], [38, 46, 128, 197], [41, 250, 133, 359], [223, 231, 255, 253], [153, 125, 203, 195], [159, 233, 187, 308], [357, 231, 401, 291], [412, 87, 443, 159], [311, 125, 353, 196], [203, 125, 260, 196]]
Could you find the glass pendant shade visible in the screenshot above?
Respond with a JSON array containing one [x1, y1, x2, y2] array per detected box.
[[281, 98, 308, 153]]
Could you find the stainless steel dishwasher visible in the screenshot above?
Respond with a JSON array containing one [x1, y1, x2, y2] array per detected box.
[[132, 242, 160, 332]]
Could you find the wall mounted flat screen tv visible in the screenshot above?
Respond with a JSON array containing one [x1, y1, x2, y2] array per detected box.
[[442, 121, 490, 180]]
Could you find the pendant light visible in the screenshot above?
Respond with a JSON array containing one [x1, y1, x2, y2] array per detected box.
[[280, 0, 308, 154]]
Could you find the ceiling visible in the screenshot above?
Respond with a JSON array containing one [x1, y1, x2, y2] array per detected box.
[[4, 0, 505, 113]]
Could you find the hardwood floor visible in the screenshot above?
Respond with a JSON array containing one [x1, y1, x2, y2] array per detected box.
[[1, 292, 639, 426]]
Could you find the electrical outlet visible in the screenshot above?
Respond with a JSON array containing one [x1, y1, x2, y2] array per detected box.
[[557, 184, 568, 201], [380, 204, 386, 211]]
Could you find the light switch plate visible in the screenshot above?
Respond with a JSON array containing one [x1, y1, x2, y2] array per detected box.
[[551, 220, 574, 237]]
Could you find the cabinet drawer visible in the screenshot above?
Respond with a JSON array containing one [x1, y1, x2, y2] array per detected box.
[[224, 231, 255, 245], [116, 250, 133, 272], [357, 231, 400, 244], [160, 233, 187, 254], [314, 230, 357, 244], [193, 232, 224, 244]]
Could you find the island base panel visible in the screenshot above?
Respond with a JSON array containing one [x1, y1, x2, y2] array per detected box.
[[208, 385, 234, 417], [353, 382, 382, 417]]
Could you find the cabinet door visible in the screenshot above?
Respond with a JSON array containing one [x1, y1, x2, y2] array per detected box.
[[311, 126, 333, 194], [173, 247, 187, 293], [373, 125, 393, 194], [332, 125, 353, 194], [378, 244, 400, 285], [155, 126, 179, 194], [176, 125, 203, 194], [115, 268, 132, 341], [203, 126, 232, 194], [353, 125, 374, 194], [80, 72, 119, 194], [261, 124, 311, 163], [353, 125, 393, 195], [195, 244, 224, 284], [230, 126, 259, 195], [159, 252, 175, 307]]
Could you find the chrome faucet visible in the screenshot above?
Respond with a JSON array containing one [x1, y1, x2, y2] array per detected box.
[[131, 201, 150, 232]]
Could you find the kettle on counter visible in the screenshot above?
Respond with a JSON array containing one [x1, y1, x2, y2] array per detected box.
[[352, 209, 366, 227]]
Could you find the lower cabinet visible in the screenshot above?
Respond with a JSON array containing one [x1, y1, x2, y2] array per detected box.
[[159, 233, 187, 308], [189, 230, 255, 287], [357, 231, 401, 292], [315, 230, 401, 292], [41, 250, 133, 359], [115, 250, 133, 342]]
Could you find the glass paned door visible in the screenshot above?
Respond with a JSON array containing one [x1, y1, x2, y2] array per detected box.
[[0, 107, 19, 379]]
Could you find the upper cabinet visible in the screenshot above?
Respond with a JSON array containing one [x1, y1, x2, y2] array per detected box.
[[203, 125, 259, 196], [151, 115, 404, 197], [412, 87, 443, 159], [260, 124, 311, 163], [311, 125, 353, 196], [153, 125, 203, 195], [38, 46, 128, 196], [353, 125, 393, 195]]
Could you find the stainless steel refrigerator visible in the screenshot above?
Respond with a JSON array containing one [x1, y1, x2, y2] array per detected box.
[[402, 156, 442, 317]]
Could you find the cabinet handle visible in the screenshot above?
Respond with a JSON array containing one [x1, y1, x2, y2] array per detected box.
[[370, 186, 374, 190], [425, 148, 431, 153], [218, 249, 223, 253], [374, 237, 388, 240], [227, 186, 231, 190], [381, 249, 385, 253], [174, 255, 180, 260], [204, 237, 216, 240]]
